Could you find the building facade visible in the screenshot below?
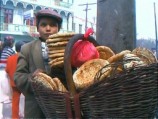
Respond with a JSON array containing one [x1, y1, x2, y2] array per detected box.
[[0, 0, 74, 42], [0, 0, 96, 42]]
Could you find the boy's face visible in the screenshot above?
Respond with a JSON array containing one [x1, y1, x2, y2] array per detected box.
[[37, 17, 59, 41]]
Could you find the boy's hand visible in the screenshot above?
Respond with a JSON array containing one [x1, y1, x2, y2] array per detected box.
[[32, 69, 45, 78]]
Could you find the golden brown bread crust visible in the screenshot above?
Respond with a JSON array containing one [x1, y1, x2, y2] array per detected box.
[[49, 57, 64, 64], [96, 46, 115, 60], [48, 53, 64, 58], [49, 60, 64, 67], [53, 77, 68, 92], [35, 73, 67, 92], [48, 32, 75, 39], [48, 49, 65, 54], [47, 46, 66, 50], [132, 47, 158, 64], [33, 75, 54, 90], [37, 73, 58, 90], [107, 50, 131, 63], [47, 41, 68, 47], [73, 59, 111, 90], [46, 37, 70, 43]]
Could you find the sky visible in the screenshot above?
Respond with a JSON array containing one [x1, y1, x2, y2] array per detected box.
[[136, 0, 158, 40], [73, 0, 158, 40]]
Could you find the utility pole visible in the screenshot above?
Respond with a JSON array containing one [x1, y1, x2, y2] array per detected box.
[[154, 2, 158, 57], [97, 0, 136, 52], [78, 2, 96, 32]]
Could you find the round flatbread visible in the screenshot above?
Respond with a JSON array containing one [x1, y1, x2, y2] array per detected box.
[[37, 73, 58, 90], [96, 46, 115, 60], [47, 46, 66, 51], [53, 77, 68, 92], [49, 57, 64, 64], [46, 37, 71, 43], [73, 59, 111, 90], [34, 73, 67, 92], [33, 75, 54, 90], [48, 53, 64, 58], [49, 60, 64, 67], [132, 47, 157, 64], [107, 50, 131, 63], [47, 41, 68, 47], [48, 32, 75, 39], [123, 53, 147, 69], [48, 49, 65, 54]]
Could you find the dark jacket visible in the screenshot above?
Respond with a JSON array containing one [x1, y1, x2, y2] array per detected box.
[[14, 39, 46, 118]]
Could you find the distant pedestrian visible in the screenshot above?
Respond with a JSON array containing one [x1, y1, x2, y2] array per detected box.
[[6, 41, 25, 119], [0, 40, 2, 54], [0, 36, 15, 119], [0, 36, 15, 68]]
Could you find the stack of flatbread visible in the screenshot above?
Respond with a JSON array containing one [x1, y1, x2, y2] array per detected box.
[[46, 32, 75, 67], [33, 72, 68, 92]]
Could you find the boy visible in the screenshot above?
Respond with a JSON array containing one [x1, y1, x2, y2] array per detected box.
[[14, 9, 63, 118]]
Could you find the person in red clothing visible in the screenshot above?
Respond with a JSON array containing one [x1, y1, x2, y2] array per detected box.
[[5, 41, 25, 119]]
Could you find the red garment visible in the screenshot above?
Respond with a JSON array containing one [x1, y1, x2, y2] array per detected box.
[[5, 53, 21, 119]]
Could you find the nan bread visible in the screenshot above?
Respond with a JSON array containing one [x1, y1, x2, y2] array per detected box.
[[48, 32, 75, 39], [132, 47, 158, 64], [33, 74, 54, 90], [47, 41, 68, 47], [49, 60, 64, 67], [48, 53, 64, 58], [48, 49, 65, 54], [47, 37, 70, 43], [96, 46, 115, 60], [47, 46, 66, 50], [49, 57, 64, 65], [107, 50, 131, 63], [34, 72, 67, 92], [73, 59, 111, 90], [123, 53, 146, 69]]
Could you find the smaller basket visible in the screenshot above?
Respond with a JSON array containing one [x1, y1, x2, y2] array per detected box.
[[31, 79, 73, 118]]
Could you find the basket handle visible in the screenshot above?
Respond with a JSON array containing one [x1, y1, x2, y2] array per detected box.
[[64, 34, 99, 96]]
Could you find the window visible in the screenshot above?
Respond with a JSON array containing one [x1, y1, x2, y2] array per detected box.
[[79, 24, 82, 33], [73, 23, 75, 32], [4, 9, 13, 23], [24, 18, 35, 26]]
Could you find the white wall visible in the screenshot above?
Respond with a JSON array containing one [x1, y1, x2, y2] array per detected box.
[[13, 8, 23, 25], [71, 0, 97, 34]]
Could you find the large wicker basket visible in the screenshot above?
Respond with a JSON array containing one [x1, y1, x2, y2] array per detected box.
[[31, 34, 158, 118]]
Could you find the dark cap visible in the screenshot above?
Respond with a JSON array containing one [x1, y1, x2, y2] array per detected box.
[[4, 36, 14, 42], [35, 9, 63, 30], [15, 41, 25, 52], [4, 36, 14, 47]]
